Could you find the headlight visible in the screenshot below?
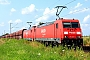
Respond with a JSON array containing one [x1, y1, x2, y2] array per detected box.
[[64, 36, 68, 38], [64, 32, 68, 34], [77, 36, 80, 38], [77, 32, 81, 34]]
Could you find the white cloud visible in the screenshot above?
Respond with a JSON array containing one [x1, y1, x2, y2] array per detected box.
[[81, 23, 89, 27], [0, 22, 4, 26], [80, 8, 90, 12], [8, 20, 13, 23], [69, 2, 89, 15], [75, 3, 82, 8], [83, 15, 90, 23], [81, 15, 90, 34], [21, 4, 37, 15], [69, 10, 77, 14], [10, 8, 16, 15], [0, 0, 10, 5], [85, 0, 89, 1], [36, 15, 49, 22], [15, 19, 22, 23], [81, 23, 90, 31], [20, 27, 26, 30], [69, 8, 90, 14], [34, 15, 39, 18], [8, 19, 22, 24], [11, 8, 16, 12], [43, 8, 51, 15], [36, 8, 56, 22], [34, 22, 39, 26]]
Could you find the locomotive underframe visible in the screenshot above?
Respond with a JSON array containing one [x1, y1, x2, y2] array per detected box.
[[24, 37, 83, 48], [61, 38, 83, 47]]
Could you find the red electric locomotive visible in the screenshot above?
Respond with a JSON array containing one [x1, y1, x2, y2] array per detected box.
[[23, 18, 83, 47], [23, 6, 83, 47]]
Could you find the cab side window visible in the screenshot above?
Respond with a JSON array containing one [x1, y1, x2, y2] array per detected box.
[[56, 23, 58, 29]]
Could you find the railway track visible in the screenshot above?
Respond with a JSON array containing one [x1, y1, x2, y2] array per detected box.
[[63, 45, 90, 52], [83, 46, 90, 52]]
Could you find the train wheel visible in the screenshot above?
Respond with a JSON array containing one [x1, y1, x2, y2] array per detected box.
[[44, 42, 49, 47], [77, 39, 83, 49], [62, 40, 65, 47], [46, 42, 48, 47], [56, 42, 59, 47], [51, 41, 54, 48], [44, 42, 45, 46]]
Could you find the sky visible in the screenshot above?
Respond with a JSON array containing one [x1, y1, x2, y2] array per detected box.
[[0, 0, 90, 36]]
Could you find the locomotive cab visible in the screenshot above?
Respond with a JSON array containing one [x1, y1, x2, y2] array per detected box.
[[61, 19, 83, 47]]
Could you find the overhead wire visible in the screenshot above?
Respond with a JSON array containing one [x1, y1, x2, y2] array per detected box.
[[62, 0, 90, 17], [21, 0, 78, 29], [64, 0, 76, 5], [31, 0, 62, 22], [13, 0, 77, 29], [11, 23, 18, 29], [2, 0, 77, 34], [34, 0, 76, 21], [60, 0, 77, 17], [62, 7, 90, 17], [49, 0, 61, 8]]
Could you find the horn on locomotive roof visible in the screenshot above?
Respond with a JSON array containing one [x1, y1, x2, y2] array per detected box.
[[55, 6, 67, 19]]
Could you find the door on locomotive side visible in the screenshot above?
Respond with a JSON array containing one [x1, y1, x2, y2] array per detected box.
[[54, 20, 63, 43], [54, 23, 58, 40]]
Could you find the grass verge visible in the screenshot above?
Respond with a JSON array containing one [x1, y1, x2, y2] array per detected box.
[[0, 38, 90, 60]]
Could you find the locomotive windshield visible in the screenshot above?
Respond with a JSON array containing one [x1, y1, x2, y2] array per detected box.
[[63, 22, 79, 28]]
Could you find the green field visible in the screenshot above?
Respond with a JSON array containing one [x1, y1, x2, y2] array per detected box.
[[83, 36, 90, 46], [0, 38, 90, 60]]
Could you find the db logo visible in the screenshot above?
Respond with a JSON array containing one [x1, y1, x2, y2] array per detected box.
[[41, 29, 46, 33], [69, 32, 75, 34]]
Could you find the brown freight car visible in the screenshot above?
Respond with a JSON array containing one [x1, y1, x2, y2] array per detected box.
[[15, 29, 27, 39]]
